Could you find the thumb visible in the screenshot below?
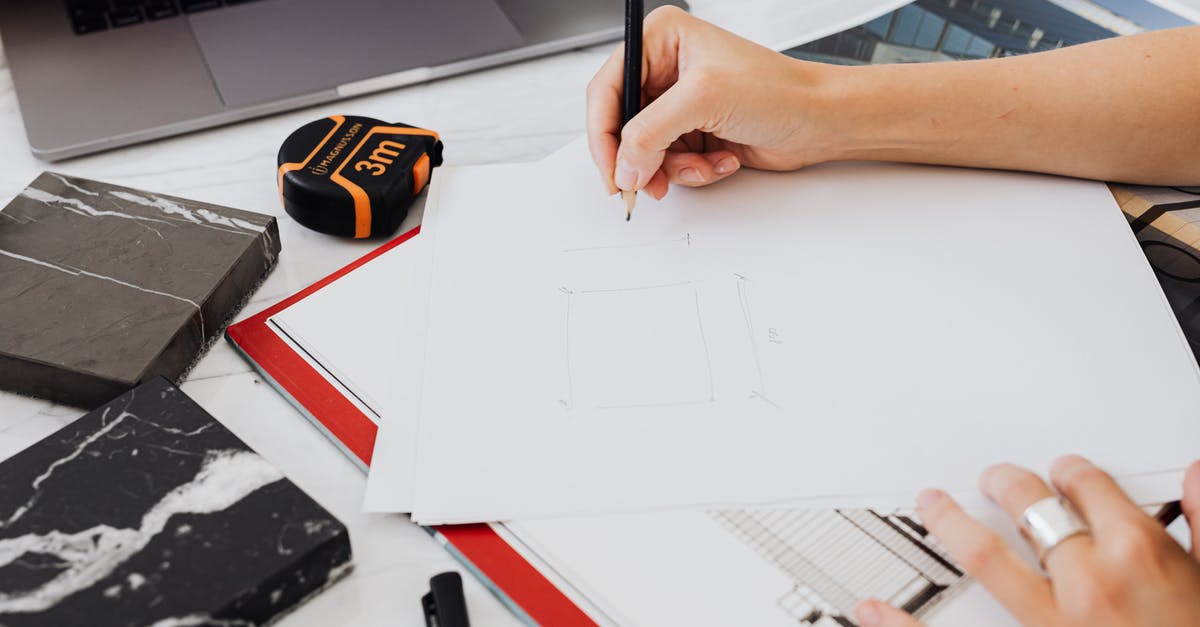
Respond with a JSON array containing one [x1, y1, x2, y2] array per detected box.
[[614, 79, 715, 192], [855, 599, 925, 627], [1183, 460, 1200, 559]]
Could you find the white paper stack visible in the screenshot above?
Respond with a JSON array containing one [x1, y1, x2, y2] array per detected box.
[[366, 137, 1200, 525]]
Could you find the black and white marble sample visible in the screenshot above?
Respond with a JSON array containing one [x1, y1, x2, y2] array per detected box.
[[0, 172, 280, 407], [0, 377, 353, 626]]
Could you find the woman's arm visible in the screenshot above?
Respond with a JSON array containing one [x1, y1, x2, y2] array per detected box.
[[585, 8, 1200, 198], [829, 26, 1200, 185]]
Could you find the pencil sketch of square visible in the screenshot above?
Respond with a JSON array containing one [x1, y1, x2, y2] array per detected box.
[[566, 282, 714, 409]]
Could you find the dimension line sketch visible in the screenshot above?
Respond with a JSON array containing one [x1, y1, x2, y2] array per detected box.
[[559, 281, 716, 411], [560, 232, 693, 255], [712, 508, 969, 626], [735, 273, 779, 407]]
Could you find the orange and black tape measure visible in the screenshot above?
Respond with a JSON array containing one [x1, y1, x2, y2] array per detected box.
[[277, 115, 444, 238]]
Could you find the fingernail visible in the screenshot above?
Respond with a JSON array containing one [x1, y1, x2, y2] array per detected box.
[[979, 464, 1004, 489], [1051, 454, 1086, 475], [679, 167, 704, 184], [855, 601, 881, 627], [917, 489, 946, 511], [714, 156, 739, 175], [1185, 460, 1200, 498], [614, 159, 638, 191]]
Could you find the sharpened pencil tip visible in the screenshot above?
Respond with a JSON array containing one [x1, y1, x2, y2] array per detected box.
[[621, 190, 636, 221]]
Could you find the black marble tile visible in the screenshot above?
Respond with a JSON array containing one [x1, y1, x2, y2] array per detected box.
[[0, 172, 280, 407], [0, 377, 352, 626]]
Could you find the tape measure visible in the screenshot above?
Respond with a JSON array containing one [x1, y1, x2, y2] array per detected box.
[[277, 115, 444, 238]]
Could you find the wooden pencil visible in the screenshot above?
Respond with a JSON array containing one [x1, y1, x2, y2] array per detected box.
[[622, 0, 644, 221]]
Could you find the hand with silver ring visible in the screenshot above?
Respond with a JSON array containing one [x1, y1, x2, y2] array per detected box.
[[854, 456, 1200, 627], [1021, 496, 1090, 567]]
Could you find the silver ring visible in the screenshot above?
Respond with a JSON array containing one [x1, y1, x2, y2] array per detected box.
[[1020, 496, 1090, 565]]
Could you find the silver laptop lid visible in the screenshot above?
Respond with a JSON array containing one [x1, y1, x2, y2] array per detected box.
[[0, 0, 685, 160], [189, 0, 525, 108]]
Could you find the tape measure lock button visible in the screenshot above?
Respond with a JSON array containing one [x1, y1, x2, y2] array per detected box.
[[277, 115, 444, 239]]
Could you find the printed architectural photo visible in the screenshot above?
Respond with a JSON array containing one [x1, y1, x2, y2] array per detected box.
[[787, 0, 1192, 65]]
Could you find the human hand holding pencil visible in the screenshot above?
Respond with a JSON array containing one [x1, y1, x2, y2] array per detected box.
[[586, 7, 1200, 205], [586, 7, 835, 204]]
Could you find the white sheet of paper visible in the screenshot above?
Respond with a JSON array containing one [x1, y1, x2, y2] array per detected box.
[[363, 188, 1190, 518], [501, 498, 1192, 627], [505, 509, 1021, 627], [405, 138, 1200, 524], [270, 239, 424, 419], [362, 188, 471, 511], [365, 163, 1186, 517]]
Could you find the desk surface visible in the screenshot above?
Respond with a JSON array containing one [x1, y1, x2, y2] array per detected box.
[[1, 2, 1197, 625]]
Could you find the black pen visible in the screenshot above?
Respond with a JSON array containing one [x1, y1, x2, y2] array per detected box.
[[621, 0, 643, 221]]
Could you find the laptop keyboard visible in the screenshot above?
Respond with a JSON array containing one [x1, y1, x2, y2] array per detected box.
[[66, 0, 263, 35]]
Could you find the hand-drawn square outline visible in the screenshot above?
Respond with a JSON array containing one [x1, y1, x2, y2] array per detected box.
[[559, 281, 716, 411]]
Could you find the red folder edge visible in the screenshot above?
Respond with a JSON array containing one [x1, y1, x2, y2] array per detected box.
[[225, 227, 594, 626]]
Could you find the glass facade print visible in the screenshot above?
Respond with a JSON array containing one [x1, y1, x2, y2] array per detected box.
[[786, 0, 1124, 66]]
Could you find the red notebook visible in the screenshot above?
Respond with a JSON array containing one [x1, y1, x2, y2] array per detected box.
[[226, 227, 594, 626]]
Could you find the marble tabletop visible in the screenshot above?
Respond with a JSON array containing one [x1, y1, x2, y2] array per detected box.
[[1, 1, 1197, 625]]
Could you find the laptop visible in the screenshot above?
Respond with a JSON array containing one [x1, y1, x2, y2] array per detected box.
[[0, 0, 685, 161]]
